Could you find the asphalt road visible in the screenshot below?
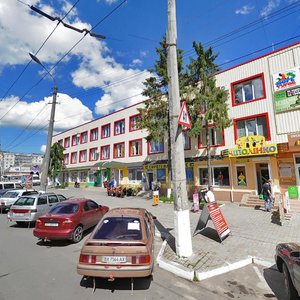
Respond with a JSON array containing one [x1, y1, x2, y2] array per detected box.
[[0, 187, 287, 299]]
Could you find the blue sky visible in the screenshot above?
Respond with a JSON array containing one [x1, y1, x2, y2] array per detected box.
[[0, 0, 299, 154]]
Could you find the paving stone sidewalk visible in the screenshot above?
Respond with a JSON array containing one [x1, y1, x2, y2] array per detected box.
[[159, 202, 300, 280]]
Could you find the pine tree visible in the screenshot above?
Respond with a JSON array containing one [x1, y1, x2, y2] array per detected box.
[[185, 42, 231, 187], [138, 36, 185, 191]]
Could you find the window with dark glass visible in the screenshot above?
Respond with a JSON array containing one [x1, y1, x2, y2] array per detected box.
[[129, 114, 141, 131], [80, 131, 88, 144], [149, 139, 164, 154], [129, 139, 142, 156], [236, 115, 268, 139], [236, 166, 247, 186], [199, 126, 223, 147], [100, 145, 110, 160], [79, 150, 87, 162], [114, 142, 125, 158], [101, 124, 110, 138], [90, 128, 98, 141], [64, 137, 70, 148], [232, 74, 265, 105], [89, 148, 98, 161], [114, 119, 125, 135]]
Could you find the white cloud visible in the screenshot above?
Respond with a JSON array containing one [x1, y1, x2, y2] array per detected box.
[[130, 59, 142, 66], [0, 93, 93, 132], [235, 5, 254, 15], [40, 145, 46, 153], [260, 0, 281, 17], [140, 51, 148, 57], [0, 0, 151, 123]]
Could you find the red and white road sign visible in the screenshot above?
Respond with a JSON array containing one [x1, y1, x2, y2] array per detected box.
[[178, 100, 191, 127]]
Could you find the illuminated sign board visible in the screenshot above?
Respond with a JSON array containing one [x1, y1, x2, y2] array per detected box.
[[229, 136, 277, 157]]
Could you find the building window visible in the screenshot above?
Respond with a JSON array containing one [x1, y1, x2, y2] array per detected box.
[[79, 150, 87, 163], [90, 128, 98, 141], [129, 139, 142, 157], [235, 114, 270, 140], [64, 137, 70, 148], [232, 73, 265, 105], [129, 114, 141, 131], [128, 167, 143, 183], [114, 119, 125, 135], [80, 131, 88, 144], [72, 134, 80, 146], [100, 145, 110, 160], [198, 166, 230, 186], [148, 139, 164, 154], [71, 152, 77, 164], [63, 154, 69, 165], [101, 124, 110, 139], [157, 168, 166, 182], [183, 131, 191, 150], [186, 167, 194, 183], [198, 126, 224, 148], [114, 142, 125, 158], [58, 139, 63, 146], [236, 165, 247, 186], [89, 148, 98, 161]]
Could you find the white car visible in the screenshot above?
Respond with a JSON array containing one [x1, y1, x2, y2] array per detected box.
[[0, 189, 38, 212]]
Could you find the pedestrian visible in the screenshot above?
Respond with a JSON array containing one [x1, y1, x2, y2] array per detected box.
[[206, 186, 216, 203], [262, 179, 272, 212]]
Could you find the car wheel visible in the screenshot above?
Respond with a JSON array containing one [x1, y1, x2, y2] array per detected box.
[[283, 263, 299, 300], [72, 225, 83, 243]]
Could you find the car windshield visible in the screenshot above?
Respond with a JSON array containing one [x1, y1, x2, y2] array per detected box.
[[49, 203, 79, 214], [2, 191, 19, 198], [14, 196, 36, 206], [93, 217, 142, 240]]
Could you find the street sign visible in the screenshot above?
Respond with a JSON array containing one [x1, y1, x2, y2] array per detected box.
[[194, 202, 230, 242], [178, 101, 192, 127]]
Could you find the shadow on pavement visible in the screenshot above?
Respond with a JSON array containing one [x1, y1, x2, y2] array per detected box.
[[263, 264, 285, 300], [195, 227, 223, 243], [154, 219, 176, 252], [79, 275, 152, 292]]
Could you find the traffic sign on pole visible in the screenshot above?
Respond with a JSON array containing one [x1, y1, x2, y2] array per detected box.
[[178, 100, 192, 127]]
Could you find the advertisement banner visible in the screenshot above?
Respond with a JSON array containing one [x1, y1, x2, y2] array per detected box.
[[274, 86, 300, 113], [272, 66, 300, 92]]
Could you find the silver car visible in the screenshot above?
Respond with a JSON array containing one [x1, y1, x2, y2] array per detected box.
[[0, 189, 38, 212], [8, 193, 67, 225]]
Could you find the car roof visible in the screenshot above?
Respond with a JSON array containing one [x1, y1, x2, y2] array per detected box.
[[56, 198, 90, 204], [104, 207, 146, 218]]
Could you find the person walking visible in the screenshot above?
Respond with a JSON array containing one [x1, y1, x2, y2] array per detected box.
[[262, 179, 272, 212], [206, 186, 216, 203]]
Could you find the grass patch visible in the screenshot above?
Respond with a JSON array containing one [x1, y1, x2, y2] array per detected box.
[[160, 196, 174, 203]]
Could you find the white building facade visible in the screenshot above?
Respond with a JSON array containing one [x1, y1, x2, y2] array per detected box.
[[52, 41, 300, 201]]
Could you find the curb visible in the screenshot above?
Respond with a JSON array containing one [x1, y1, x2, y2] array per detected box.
[[156, 240, 275, 282], [195, 257, 252, 281], [156, 240, 195, 281]]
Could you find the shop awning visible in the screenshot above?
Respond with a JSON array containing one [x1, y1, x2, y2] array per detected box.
[[93, 161, 144, 169]]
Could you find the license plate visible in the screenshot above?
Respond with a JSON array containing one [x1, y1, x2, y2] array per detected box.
[[45, 223, 59, 227], [102, 256, 126, 263], [14, 213, 24, 216]]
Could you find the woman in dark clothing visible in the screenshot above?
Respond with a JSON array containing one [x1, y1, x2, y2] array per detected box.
[[262, 179, 272, 212]]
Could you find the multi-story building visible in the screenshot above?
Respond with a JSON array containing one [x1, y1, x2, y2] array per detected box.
[[52, 41, 300, 201]]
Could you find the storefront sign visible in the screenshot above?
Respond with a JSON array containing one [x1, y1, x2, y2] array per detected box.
[[229, 136, 277, 158], [288, 186, 299, 199], [194, 202, 230, 242], [274, 86, 300, 113], [144, 164, 167, 170], [288, 133, 300, 150], [272, 66, 300, 91]]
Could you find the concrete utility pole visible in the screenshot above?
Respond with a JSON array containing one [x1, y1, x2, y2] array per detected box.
[[29, 53, 58, 192], [167, 0, 193, 257]]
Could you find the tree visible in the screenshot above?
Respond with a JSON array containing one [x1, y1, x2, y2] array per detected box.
[[185, 42, 231, 187], [49, 142, 65, 184], [137, 36, 185, 192]]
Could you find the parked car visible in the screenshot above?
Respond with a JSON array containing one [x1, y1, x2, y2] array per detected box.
[[33, 199, 109, 243], [77, 207, 156, 279], [7, 193, 67, 225], [32, 174, 41, 186], [0, 189, 38, 212], [275, 242, 300, 299], [0, 182, 24, 197]]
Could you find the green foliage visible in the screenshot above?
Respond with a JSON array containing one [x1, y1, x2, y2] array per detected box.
[[49, 142, 65, 179], [159, 195, 174, 203]]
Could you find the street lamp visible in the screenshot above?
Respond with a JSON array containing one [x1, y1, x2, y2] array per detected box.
[[29, 52, 58, 192]]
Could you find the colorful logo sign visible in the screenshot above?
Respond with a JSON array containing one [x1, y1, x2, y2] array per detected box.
[[273, 66, 300, 91], [229, 135, 277, 157], [274, 86, 300, 113]]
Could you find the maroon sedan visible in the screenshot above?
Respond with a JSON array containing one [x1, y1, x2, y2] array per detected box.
[[33, 198, 109, 243]]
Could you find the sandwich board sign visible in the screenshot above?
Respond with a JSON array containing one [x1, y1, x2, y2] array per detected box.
[[178, 101, 191, 127], [194, 202, 230, 242]]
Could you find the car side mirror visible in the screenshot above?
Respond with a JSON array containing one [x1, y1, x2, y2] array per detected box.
[[291, 251, 300, 261], [152, 215, 157, 220]]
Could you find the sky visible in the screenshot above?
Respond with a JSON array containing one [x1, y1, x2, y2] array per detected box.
[[0, 0, 299, 154]]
